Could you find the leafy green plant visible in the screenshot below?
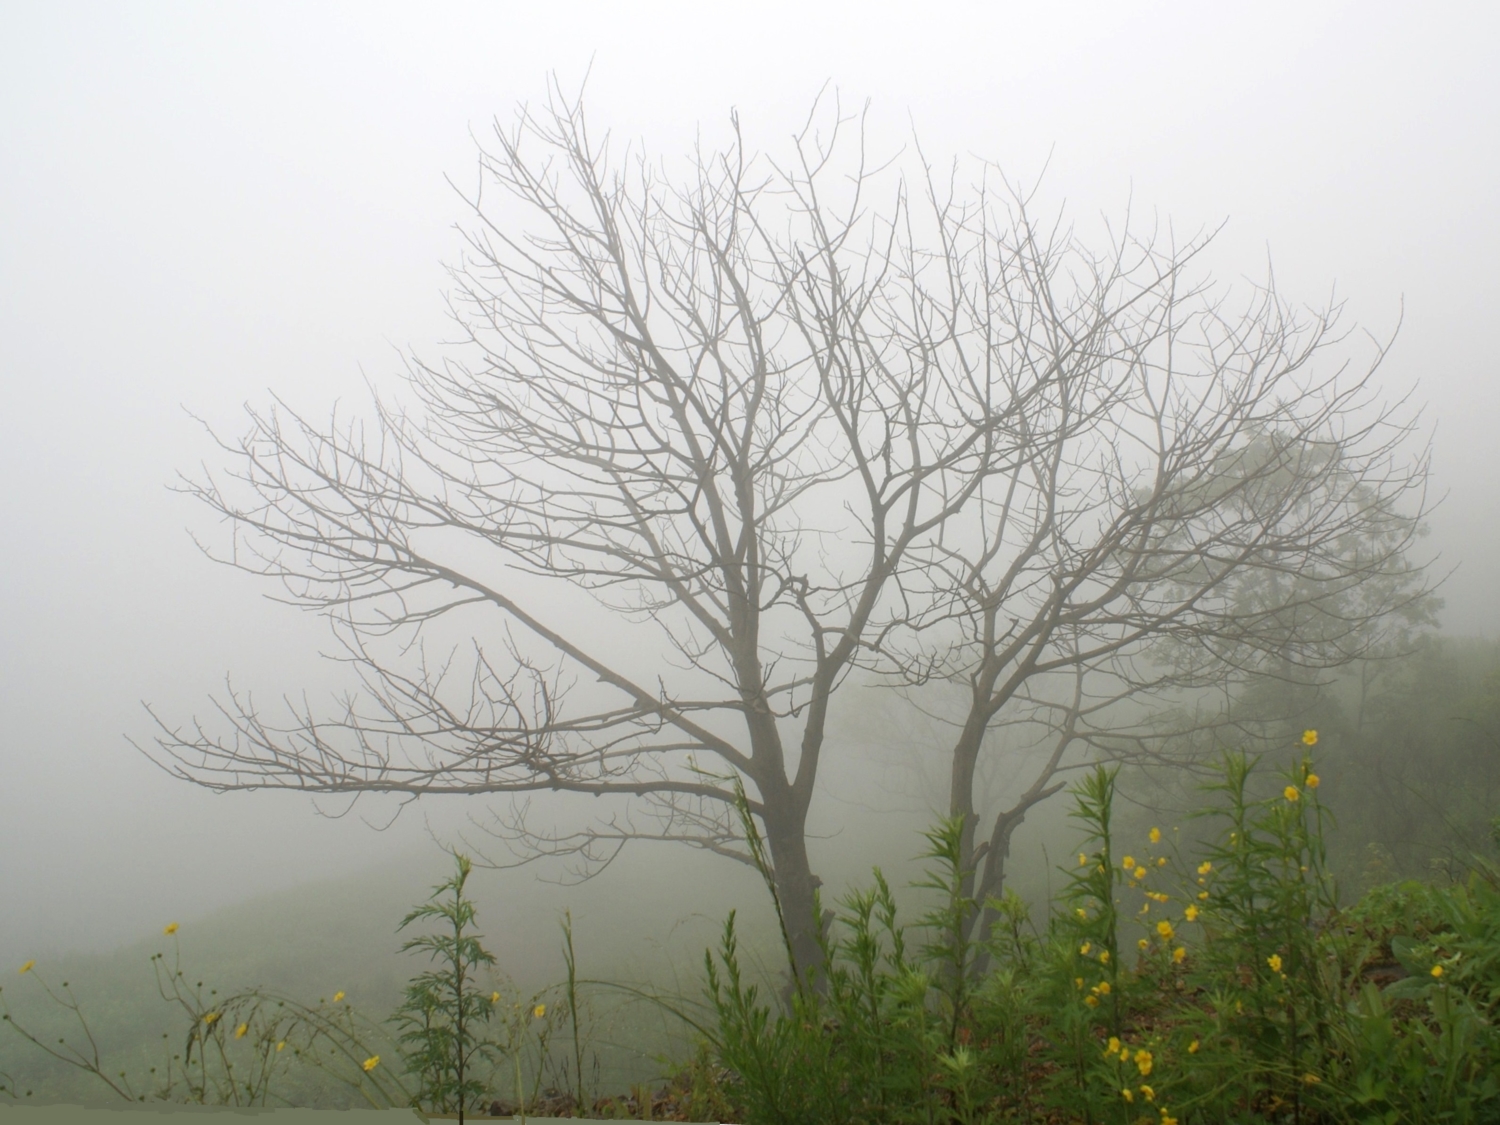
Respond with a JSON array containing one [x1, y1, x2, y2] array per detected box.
[[388, 850, 500, 1122]]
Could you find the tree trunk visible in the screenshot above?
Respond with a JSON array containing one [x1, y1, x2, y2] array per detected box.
[[762, 804, 826, 994]]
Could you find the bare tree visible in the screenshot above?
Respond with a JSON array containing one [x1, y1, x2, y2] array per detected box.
[[143, 86, 1432, 981]]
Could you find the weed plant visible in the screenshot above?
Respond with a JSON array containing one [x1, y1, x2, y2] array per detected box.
[[703, 739, 1500, 1124]]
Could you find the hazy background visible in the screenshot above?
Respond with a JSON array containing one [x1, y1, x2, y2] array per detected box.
[[2, 1, 1498, 984]]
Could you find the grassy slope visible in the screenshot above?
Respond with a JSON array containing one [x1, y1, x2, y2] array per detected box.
[[0, 842, 785, 1107]]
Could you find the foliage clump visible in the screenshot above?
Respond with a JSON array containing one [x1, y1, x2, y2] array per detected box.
[[704, 744, 1500, 1124]]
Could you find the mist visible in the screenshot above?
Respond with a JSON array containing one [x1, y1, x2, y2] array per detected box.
[[2, 0, 1497, 1032]]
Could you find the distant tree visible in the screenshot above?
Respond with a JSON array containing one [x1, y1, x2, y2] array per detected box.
[[142, 86, 1433, 979]]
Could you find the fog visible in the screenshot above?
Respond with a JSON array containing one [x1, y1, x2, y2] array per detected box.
[[2, 0, 1497, 989]]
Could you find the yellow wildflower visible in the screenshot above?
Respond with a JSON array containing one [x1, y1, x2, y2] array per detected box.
[[1198, 890, 1210, 900], [276, 1041, 285, 1052], [1172, 947, 1186, 964], [1197, 861, 1212, 876], [533, 1003, 546, 1019], [234, 1023, 248, 1040], [1188, 1039, 1200, 1054], [362, 1056, 380, 1072], [491, 991, 501, 1003], [1121, 1088, 1134, 1103], [1161, 1115, 1178, 1125], [1134, 866, 1147, 880], [333, 991, 345, 1003], [1122, 856, 1135, 870], [1079, 853, 1088, 867], [1157, 920, 1175, 941], [1080, 942, 1092, 956], [1084, 994, 1100, 1008], [164, 923, 179, 935], [1284, 786, 1300, 802], [1184, 905, 1199, 921], [1074, 977, 1084, 989], [18, 960, 34, 975], [1157, 857, 1168, 867], [204, 1012, 220, 1025], [1149, 827, 1161, 844], [1099, 950, 1110, 965], [1138, 938, 1150, 951], [1302, 730, 1318, 746], [1306, 773, 1320, 789], [1431, 965, 1444, 978], [1268, 954, 1283, 973], [1106, 1036, 1121, 1056], [1076, 907, 1088, 920], [1135, 1049, 1153, 1076], [1140, 1084, 1156, 1102], [1302, 1073, 1321, 1086], [1095, 981, 1112, 996]]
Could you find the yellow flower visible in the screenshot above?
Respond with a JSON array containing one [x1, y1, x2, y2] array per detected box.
[[1147, 891, 1170, 903], [1122, 855, 1135, 870], [1431, 964, 1444, 978], [1305, 773, 1320, 789], [532, 1004, 546, 1019], [1172, 947, 1186, 964], [1078, 853, 1088, 867], [1156, 920, 1175, 941], [1157, 857, 1168, 867], [276, 1041, 285, 1052], [491, 991, 501, 1003], [164, 923, 179, 935], [1302, 1073, 1321, 1086], [1134, 1049, 1153, 1076], [1132, 866, 1145, 880], [1268, 954, 1283, 973], [1140, 1084, 1156, 1102], [1121, 1089, 1134, 1103], [1095, 981, 1112, 996], [1302, 730, 1318, 746], [362, 1055, 380, 1072], [1161, 1115, 1178, 1125], [204, 1012, 220, 1025], [1074, 977, 1084, 989], [1080, 942, 1092, 956], [1084, 994, 1100, 1007], [1198, 890, 1210, 900], [1184, 905, 1199, 922], [1284, 786, 1300, 802], [333, 991, 345, 1003], [1149, 827, 1161, 844], [1138, 938, 1150, 951], [1197, 861, 1212, 876], [1099, 950, 1110, 965], [234, 1023, 248, 1040], [18, 960, 35, 975], [1076, 907, 1088, 920], [1106, 1036, 1121, 1056], [1188, 1039, 1200, 1054]]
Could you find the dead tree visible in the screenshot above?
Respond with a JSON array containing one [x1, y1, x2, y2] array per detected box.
[[143, 86, 1432, 982]]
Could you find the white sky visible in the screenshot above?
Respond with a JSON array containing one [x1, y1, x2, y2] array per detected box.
[[2, 0, 1497, 962]]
